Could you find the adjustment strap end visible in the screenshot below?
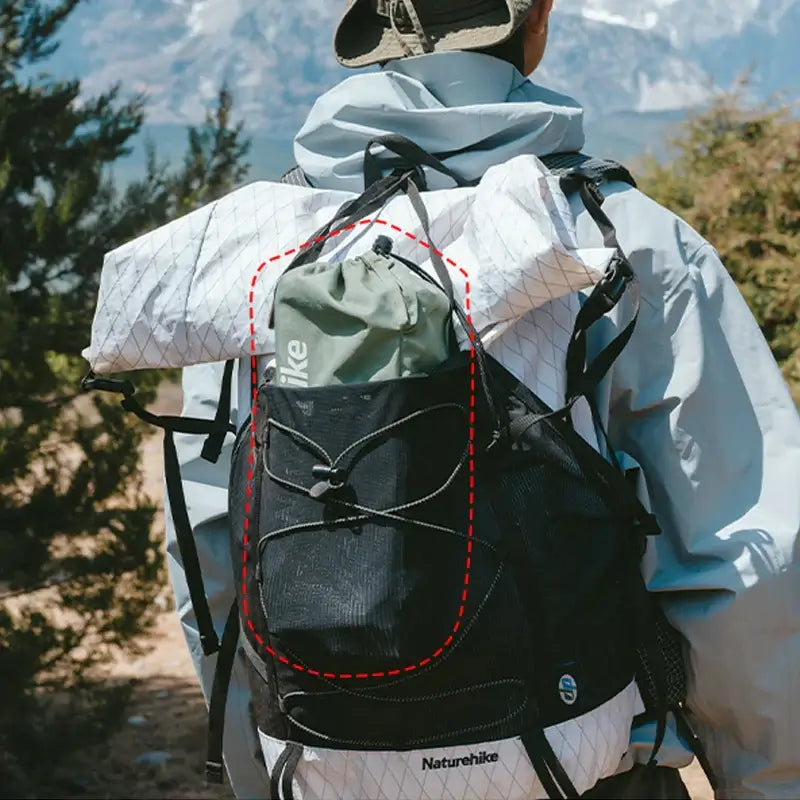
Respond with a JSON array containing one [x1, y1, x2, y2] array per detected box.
[[205, 760, 224, 785], [80, 370, 135, 398]]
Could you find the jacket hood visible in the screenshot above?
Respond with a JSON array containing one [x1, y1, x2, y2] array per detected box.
[[294, 51, 585, 193]]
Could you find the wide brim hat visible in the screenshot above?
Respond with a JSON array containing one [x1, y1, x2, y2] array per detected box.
[[334, 0, 537, 68]]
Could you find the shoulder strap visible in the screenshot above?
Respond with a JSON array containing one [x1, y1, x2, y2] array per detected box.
[[539, 152, 636, 190]]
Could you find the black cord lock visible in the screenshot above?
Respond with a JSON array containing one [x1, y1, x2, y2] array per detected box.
[[309, 465, 347, 500], [372, 235, 394, 256]]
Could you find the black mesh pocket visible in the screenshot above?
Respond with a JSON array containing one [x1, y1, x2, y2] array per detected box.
[[635, 602, 687, 712], [255, 363, 496, 674]]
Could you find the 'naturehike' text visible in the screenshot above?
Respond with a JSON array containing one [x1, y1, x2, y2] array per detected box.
[[422, 751, 499, 771]]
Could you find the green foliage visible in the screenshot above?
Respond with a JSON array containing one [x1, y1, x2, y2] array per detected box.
[[0, 1, 250, 792], [639, 92, 800, 403], [169, 85, 251, 214]]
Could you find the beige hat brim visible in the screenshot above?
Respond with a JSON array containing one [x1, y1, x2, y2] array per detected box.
[[334, 0, 521, 69]]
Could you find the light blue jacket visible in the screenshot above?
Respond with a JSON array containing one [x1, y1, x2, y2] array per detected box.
[[169, 52, 800, 799]]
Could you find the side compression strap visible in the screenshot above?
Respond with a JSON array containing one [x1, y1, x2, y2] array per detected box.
[[523, 733, 566, 800], [269, 745, 293, 800], [673, 704, 719, 791], [270, 742, 303, 800], [558, 176, 675, 768], [163, 430, 220, 655], [201, 359, 235, 463], [522, 728, 580, 799], [206, 600, 241, 784], [564, 179, 638, 408], [282, 745, 302, 800], [81, 364, 237, 656]]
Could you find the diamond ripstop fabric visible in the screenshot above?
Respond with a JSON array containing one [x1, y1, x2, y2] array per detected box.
[[82, 154, 616, 375]]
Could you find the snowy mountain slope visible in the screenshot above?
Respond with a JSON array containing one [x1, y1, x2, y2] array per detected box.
[[43, 0, 799, 164], [537, 13, 712, 114], [556, 0, 799, 96], [59, 0, 346, 134]]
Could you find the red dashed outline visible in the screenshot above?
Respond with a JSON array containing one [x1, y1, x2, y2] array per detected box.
[[243, 217, 475, 680]]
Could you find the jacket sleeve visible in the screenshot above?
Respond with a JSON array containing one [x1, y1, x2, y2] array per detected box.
[[165, 359, 270, 800], [586, 188, 800, 799]]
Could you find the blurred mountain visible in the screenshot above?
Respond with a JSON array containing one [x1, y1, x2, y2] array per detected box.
[[41, 0, 799, 180]]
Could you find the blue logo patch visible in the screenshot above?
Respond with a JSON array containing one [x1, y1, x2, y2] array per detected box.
[[558, 674, 578, 705]]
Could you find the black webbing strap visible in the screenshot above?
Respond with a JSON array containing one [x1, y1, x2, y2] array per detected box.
[[205, 600, 240, 785], [673, 704, 719, 791], [267, 168, 415, 330], [363, 133, 476, 190], [281, 745, 302, 800], [269, 742, 303, 800], [650, 702, 669, 771], [163, 429, 219, 656], [269, 745, 292, 800], [540, 152, 636, 190], [201, 359, 235, 463], [522, 727, 580, 799], [525, 735, 567, 799], [404, 179, 455, 305], [282, 150, 636, 195], [563, 179, 639, 407], [267, 169, 411, 317], [81, 371, 237, 656]]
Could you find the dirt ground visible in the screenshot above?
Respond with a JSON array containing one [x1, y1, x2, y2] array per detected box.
[[46, 381, 713, 800]]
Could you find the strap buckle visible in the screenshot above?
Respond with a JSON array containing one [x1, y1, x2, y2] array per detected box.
[[584, 177, 607, 207], [80, 370, 135, 398], [598, 254, 633, 308]]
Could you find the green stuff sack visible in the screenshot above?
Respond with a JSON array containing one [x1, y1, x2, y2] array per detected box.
[[272, 244, 452, 388]]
